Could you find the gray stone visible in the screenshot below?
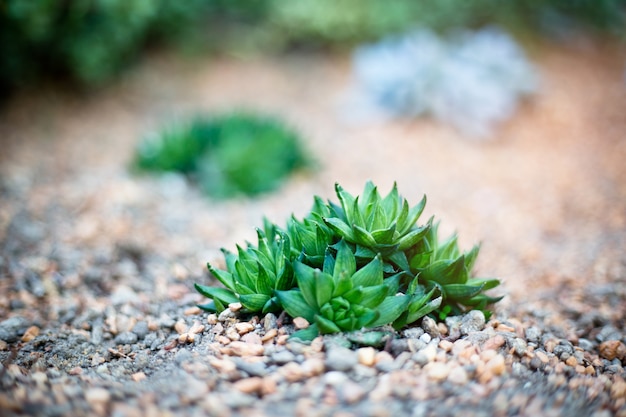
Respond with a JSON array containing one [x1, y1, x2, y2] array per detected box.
[[578, 338, 595, 351], [263, 313, 278, 331], [232, 357, 268, 377], [271, 349, 296, 365], [460, 310, 485, 335], [525, 326, 542, 344], [421, 316, 441, 338], [402, 327, 424, 339], [131, 321, 150, 340], [114, 331, 138, 345], [0, 316, 30, 343], [325, 346, 358, 372]]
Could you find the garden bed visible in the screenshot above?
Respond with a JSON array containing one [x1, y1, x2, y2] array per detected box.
[[0, 38, 625, 416]]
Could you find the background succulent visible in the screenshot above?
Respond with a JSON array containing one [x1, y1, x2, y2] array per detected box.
[[351, 26, 538, 138], [133, 112, 312, 198]]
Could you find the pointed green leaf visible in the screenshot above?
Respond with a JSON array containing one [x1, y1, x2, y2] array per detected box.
[[197, 301, 217, 312], [387, 250, 410, 271], [352, 255, 383, 287], [290, 324, 320, 342], [293, 261, 319, 309], [397, 224, 430, 251], [333, 270, 353, 297], [207, 263, 235, 291], [370, 295, 410, 327], [405, 296, 442, 324], [315, 315, 341, 334], [403, 194, 427, 234], [239, 294, 270, 312], [315, 271, 335, 307], [352, 225, 378, 247], [275, 290, 317, 322], [332, 239, 356, 280], [194, 284, 239, 305], [464, 244, 481, 270], [336, 316, 358, 331], [443, 283, 485, 301], [371, 223, 396, 245], [255, 262, 274, 295], [354, 310, 379, 329], [343, 287, 364, 305], [359, 284, 389, 308], [323, 217, 355, 241], [467, 278, 500, 291], [420, 256, 467, 286]]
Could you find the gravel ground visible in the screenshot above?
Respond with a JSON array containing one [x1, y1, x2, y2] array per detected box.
[[1, 39, 625, 416]]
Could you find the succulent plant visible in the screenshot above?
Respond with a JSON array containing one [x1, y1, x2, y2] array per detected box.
[[352, 26, 538, 138], [195, 181, 502, 339], [275, 240, 410, 341], [323, 181, 431, 272], [195, 227, 295, 314], [133, 112, 312, 199], [409, 222, 503, 319]]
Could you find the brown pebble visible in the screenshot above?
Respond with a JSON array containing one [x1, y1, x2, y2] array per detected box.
[[0, 340, 7, 351], [599, 340, 626, 361], [174, 320, 188, 335], [426, 362, 450, 381], [209, 358, 236, 373], [301, 358, 325, 377], [21, 326, 40, 342], [189, 321, 205, 335], [535, 351, 549, 363], [68, 367, 83, 375], [241, 332, 262, 345], [496, 324, 515, 333], [261, 328, 278, 342], [217, 335, 231, 345], [483, 334, 506, 351], [132, 372, 146, 382], [184, 306, 201, 316], [234, 322, 255, 335], [225, 327, 240, 341], [228, 303, 243, 312], [293, 317, 310, 330], [439, 340, 453, 352], [565, 356, 578, 367], [611, 377, 626, 400], [85, 387, 110, 404], [227, 341, 265, 356], [486, 354, 506, 376], [276, 335, 289, 345], [261, 376, 277, 395], [357, 347, 377, 367], [575, 365, 587, 374], [233, 377, 263, 394], [207, 314, 218, 325], [279, 362, 306, 382]]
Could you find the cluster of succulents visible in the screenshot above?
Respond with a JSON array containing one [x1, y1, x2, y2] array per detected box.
[[133, 112, 311, 199], [352, 26, 538, 137], [196, 182, 502, 341]]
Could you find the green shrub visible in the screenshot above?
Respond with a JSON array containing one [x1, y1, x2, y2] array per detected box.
[[133, 112, 312, 198], [196, 181, 502, 341]]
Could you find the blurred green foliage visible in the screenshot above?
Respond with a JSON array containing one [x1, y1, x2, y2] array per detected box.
[[1, 0, 623, 91], [133, 112, 312, 199]]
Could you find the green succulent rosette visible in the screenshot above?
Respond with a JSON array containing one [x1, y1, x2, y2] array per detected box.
[[195, 227, 295, 314], [276, 240, 410, 341]]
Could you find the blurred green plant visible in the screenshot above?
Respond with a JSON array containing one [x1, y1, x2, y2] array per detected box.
[[1, 0, 623, 92], [133, 112, 312, 198], [196, 181, 502, 341]]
